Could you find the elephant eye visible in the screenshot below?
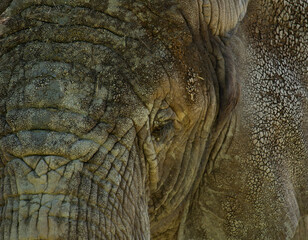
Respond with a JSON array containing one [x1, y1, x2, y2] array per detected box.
[[152, 107, 175, 141]]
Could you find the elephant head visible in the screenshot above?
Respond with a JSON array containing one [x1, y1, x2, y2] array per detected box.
[[0, 0, 307, 239]]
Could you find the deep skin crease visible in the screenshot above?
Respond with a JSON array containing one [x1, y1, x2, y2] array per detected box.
[[0, 0, 307, 239]]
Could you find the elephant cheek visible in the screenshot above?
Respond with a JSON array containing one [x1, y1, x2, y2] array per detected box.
[[0, 127, 150, 239]]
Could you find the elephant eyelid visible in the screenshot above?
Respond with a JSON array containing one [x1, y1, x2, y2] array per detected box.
[[155, 107, 175, 123]]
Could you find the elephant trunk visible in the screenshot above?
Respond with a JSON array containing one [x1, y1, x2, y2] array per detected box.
[[0, 1, 153, 239], [0, 15, 150, 240], [0, 110, 149, 239]]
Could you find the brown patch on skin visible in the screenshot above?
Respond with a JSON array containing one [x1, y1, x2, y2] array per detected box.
[[126, 1, 207, 104]]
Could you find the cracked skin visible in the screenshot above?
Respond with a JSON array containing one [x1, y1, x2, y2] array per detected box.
[[0, 0, 307, 239]]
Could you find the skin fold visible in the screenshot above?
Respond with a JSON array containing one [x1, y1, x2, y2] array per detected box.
[[0, 0, 307, 239]]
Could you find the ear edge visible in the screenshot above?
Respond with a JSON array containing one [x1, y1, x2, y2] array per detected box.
[[203, 0, 249, 36]]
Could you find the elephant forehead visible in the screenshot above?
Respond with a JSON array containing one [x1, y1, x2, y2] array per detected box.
[[0, 0, 210, 133]]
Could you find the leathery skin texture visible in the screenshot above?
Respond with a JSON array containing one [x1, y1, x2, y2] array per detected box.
[[0, 0, 307, 239]]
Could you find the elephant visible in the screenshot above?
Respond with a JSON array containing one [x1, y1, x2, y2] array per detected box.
[[0, 0, 307, 239]]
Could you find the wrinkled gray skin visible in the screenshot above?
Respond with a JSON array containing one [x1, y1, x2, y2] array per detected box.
[[0, 0, 307, 239]]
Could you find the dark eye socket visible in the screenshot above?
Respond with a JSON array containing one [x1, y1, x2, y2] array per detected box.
[[152, 107, 175, 141], [152, 120, 173, 137], [152, 120, 173, 141]]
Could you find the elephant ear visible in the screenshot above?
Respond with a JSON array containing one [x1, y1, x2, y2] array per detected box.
[[202, 0, 249, 36]]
